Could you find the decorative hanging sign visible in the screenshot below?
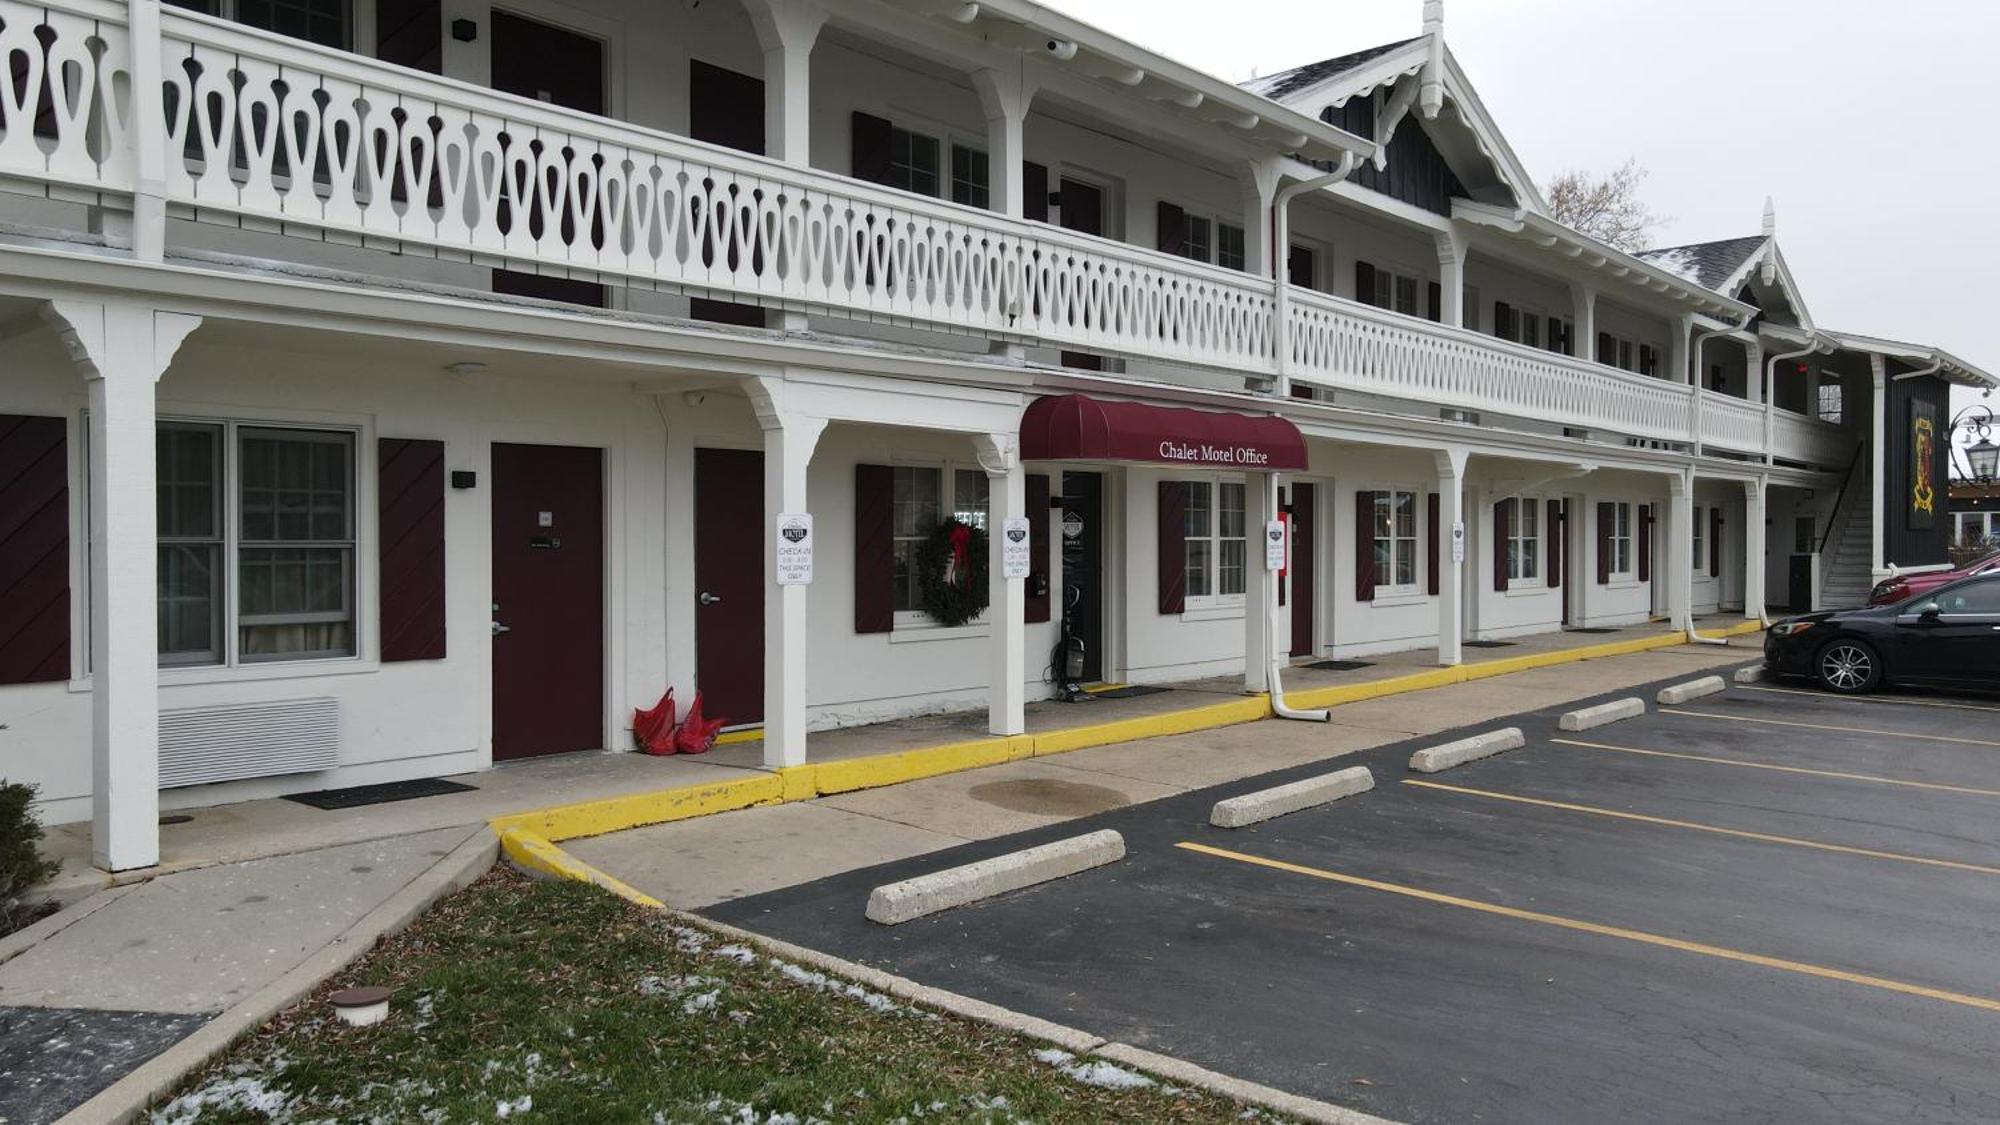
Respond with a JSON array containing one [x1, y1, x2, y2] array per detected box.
[[1061, 512, 1085, 540], [1264, 520, 1286, 572], [775, 513, 814, 585], [1001, 517, 1033, 579]]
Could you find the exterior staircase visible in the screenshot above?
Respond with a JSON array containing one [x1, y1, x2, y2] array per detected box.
[[1818, 462, 1875, 608]]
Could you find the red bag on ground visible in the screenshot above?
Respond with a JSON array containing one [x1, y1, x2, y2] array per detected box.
[[674, 691, 727, 755], [633, 689, 677, 756]]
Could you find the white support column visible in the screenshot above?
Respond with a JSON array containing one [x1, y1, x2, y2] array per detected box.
[[1434, 448, 1467, 666], [748, 378, 826, 769], [1870, 352, 1888, 579], [1571, 282, 1597, 360], [1743, 339, 1765, 404], [1239, 158, 1281, 278], [744, 0, 826, 166], [42, 299, 198, 872], [1668, 314, 1694, 385], [975, 434, 1026, 736], [1434, 228, 1468, 328], [1743, 477, 1768, 623], [972, 66, 1037, 219], [1244, 473, 1277, 692], [128, 0, 168, 260], [1668, 469, 1694, 632]]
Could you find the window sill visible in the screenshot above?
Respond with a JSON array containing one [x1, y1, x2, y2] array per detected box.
[[888, 620, 990, 644], [1502, 584, 1550, 598], [1368, 590, 1428, 608], [68, 656, 381, 694], [1179, 604, 1246, 623]]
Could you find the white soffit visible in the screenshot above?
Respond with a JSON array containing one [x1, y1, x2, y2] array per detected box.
[[1453, 202, 1753, 320]]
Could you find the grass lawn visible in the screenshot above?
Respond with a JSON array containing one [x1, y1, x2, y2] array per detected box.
[[154, 867, 1287, 1123]]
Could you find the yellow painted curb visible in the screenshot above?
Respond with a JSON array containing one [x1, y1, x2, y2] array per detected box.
[[493, 622, 1762, 848], [489, 773, 785, 842], [496, 826, 664, 909]]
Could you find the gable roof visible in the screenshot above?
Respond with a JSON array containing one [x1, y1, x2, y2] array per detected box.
[[1636, 237, 1770, 293], [1241, 36, 1547, 216], [1241, 39, 1419, 100]]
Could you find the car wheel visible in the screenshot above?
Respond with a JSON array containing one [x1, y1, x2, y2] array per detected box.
[[1816, 639, 1881, 694]]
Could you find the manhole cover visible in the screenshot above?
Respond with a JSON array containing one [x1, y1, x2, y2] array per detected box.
[[967, 779, 1131, 816]]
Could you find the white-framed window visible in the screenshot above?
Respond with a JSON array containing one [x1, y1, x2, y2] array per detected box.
[[1372, 489, 1420, 593], [1161, 203, 1247, 272], [1364, 268, 1422, 317], [949, 144, 989, 209], [1183, 478, 1247, 606], [1506, 496, 1541, 584], [1493, 303, 1573, 355], [1608, 501, 1635, 577], [1817, 381, 1844, 424], [887, 126, 941, 196], [163, 0, 350, 48], [1955, 511, 1999, 546], [1692, 504, 1706, 568], [891, 465, 990, 618], [1215, 223, 1246, 271], [145, 419, 358, 667]]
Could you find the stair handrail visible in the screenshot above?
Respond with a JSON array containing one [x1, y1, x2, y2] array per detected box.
[[1816, 441, 1867, 557]]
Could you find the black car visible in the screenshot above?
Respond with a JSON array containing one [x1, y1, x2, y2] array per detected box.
[[1764, 572, 2000, 694]]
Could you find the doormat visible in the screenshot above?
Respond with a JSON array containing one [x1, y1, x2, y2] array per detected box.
[[1305, 659, 1373, 671], [1463, 640, 1516, 649], [283, 778, 478, 811], [1564, 627, 1620, 634], [1086, 685, 1173, 700]]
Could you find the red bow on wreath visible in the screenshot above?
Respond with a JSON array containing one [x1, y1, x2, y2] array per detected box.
[[946, 523, 973, 589]]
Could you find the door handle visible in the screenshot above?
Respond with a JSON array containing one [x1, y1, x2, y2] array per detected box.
[[699, 592, 722, 606], [492, 621, 511, 636]]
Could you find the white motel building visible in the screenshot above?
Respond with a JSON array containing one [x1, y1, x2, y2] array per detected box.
[[0, 0, 1989, 871]]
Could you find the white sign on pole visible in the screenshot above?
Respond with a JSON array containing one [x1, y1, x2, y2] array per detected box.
[[775, 513, 814, 585], [1001, 517, 1032, 579], [1264, 520, 1287, 572], [1451, 520, 1466, 563]]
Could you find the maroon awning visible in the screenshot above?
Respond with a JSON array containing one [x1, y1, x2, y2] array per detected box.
[[1019, 394, 1308, 472]]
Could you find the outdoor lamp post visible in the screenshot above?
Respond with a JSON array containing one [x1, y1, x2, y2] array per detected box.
[[1948, 404, 1998, 483], [1968, 436, 2000, 482]]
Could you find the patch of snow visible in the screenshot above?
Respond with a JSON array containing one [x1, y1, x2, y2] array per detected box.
[[770, 961, 903, 1013], [1031, 1047, 1155, 1090], [150, 1075, 292, 1124], [1644, 247, 1703, 285], [713, 943, 758, 964], [496, 1094, 533, 1117], [683, 990, 721, 1014]]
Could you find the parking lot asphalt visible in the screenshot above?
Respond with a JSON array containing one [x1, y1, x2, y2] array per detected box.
[[706, 666, 2000, 1124]]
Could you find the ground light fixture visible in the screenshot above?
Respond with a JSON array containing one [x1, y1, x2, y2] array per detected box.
[[329, 985, 392, 1027]]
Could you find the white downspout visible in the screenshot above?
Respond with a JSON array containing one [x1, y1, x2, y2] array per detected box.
[[1272, 153, 1359, 399], [1762, 335, 1825, 467], [1265, 154, 1358, 723]]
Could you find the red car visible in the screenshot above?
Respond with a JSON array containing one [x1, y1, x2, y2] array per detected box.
[[1869, 552, 2000, 605]]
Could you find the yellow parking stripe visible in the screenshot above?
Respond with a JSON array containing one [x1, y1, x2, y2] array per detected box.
[[1402, 779, 2000, 876], [1737, 684, 2000, 716], [1549, 737, 2000, 798], [1660, 707, 2000, 748], [1175, 841, 2000, 1014]]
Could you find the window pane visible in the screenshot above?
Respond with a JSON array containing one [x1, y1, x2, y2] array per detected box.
[[1216, 224, 1245, 271], [1393, 491, 1416, 538], [1185, 482, 1211, 538], [157, 423, 221, 540], [1186, 539, 1209, 598], [949, 145, 989, 209], [1219, 537, 1246, 596], [952, 468, 989, 530], [158, 543, 221, 663], [240, 430, 352, 545], [237, 0, 348, 48], [1186, 217, 1210, 263], [1218, 483, 1245, 539], [1373, 494, 1393, 540], [236, 429, 355, 661], [892, 467, 942, 612], [238, 547, 354, 659]]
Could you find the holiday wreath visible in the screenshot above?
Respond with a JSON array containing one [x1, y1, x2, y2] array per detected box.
[[912, 517, 989, 626]]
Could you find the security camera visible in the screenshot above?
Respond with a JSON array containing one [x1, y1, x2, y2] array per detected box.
[[1045, 38, 1077, 60]]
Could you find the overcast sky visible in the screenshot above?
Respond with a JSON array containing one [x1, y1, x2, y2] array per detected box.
[[1056, 0, 1999, 419]]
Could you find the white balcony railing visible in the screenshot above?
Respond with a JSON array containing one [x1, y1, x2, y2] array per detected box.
[[0, 0, 1856, 471]]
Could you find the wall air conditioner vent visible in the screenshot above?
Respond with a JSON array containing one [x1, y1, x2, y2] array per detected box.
[[159, 697, 341, 789]]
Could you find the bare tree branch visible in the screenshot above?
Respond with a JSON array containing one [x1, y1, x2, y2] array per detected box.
[[1542, 158, 1669, 253]]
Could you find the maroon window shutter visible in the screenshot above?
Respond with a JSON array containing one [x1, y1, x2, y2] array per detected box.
[[0, 415, 70, 684], [1156, 201, 1187, 256], [1426, 492, 1440, 596], [1354, 261, 1376, 306], [1023, 161, 1049, 222], [1355, 490, 1377, 601], [1493, 498, 1512, 593], [1026, 473, 1051, 624], [1547, 499, 1563, 589], [1426, 281, 1442, 323], [1157, 480, 1187, 615], [1710, 508, 1723, 577], [1638, 505, 1652, 583], [1493, 301, 1512, 340], [854, 464, 895, 633], [851, 111, 892, 185], [377, 438, 447, 662], [1596, 501, 1614, 585]]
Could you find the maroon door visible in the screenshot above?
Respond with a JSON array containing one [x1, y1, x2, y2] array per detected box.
[[694, 448, 764, 726], [491, 443, 604, 761], [1289, 482, 1316, 658]]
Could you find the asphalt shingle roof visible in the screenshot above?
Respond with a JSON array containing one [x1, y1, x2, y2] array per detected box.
[[1241, 38, 1420, 100], [1634, 236, 1768, 293]]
